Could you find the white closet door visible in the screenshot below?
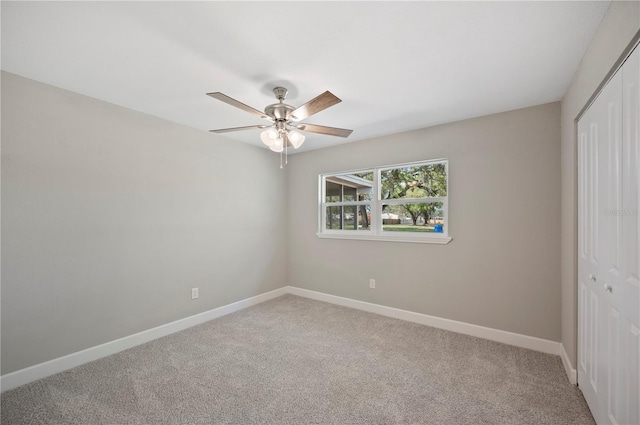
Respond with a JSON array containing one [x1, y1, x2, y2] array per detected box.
[[578, 67, 621, 425], [616, 44, 639, 425], [578, 102, 595, 418], [578, 45, 639, 425]]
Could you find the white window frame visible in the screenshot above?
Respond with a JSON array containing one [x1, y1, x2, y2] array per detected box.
[[317, 159, 452, 244]]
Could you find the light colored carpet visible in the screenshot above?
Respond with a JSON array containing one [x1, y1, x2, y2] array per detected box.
[[1, 294, 594, 424]]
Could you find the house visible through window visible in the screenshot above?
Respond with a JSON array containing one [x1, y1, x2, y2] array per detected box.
[[318, 159, 451, 244], [324, 173, 373, 231]]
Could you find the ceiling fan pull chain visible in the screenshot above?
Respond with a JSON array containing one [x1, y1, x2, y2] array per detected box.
[[280, 150, 283, 169]]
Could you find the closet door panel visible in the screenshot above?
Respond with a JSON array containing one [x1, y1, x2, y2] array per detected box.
[[578, 102, 606, 423], [598, 61, 624, 425], [622, 44, 639, 302], [620, 44, 640, 425]]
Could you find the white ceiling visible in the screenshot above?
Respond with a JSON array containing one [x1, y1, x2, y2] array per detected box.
[[1, 1, 610, 153]]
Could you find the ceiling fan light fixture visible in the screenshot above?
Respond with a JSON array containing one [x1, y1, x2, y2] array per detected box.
[[288, 130, 305, 149], [269, 139, 284, 153], [260, 128, 278, 147]]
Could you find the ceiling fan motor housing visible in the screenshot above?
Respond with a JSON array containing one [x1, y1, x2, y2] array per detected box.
[[265, 103, 294, 121], [265, 87, 294, 121]]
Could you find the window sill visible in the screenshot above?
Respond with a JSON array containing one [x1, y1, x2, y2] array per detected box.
[[316, 232, 452, 244]]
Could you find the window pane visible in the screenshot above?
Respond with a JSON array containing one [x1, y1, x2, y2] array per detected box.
[[343, 186, 357, 202], [325, 172, 374, 203], [326, 206, 340, 229], [380, 163, 447, 200], [343, 206, 356, 229], [359, 205, 371, 230], [382, 202, 444, 233], [326, 182, 341, 202], [325, 205, 371, 231]]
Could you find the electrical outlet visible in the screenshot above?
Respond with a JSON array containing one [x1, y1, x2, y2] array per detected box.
[[369, 279, 375, 289], [191, 288, 199, 299]]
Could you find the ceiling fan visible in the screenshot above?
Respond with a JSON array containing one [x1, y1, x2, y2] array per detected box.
[[207, 87, 353, 155]]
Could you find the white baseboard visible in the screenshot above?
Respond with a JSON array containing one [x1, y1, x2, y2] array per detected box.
[[0, 286, 288, 393], [1, 285, 573, 392], [287, 286, 562, 356], [560, 343, 578, 385]]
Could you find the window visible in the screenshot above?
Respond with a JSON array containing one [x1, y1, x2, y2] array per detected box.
[[318, 159, 451, 244], [323, 172, 373, 232]]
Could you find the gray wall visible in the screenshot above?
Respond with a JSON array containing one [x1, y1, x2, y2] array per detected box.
[[560, 2, 640, 367], [1, 72, 287, 374], [287, 102, 561, 341], [11, 9, 626, 373]]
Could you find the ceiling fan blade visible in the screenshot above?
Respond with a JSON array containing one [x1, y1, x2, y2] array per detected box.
[[289, 91, 341, 122], [295, 123, 353, 138], [209, 125, 270, 133], [206, 92, 270, 120]]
